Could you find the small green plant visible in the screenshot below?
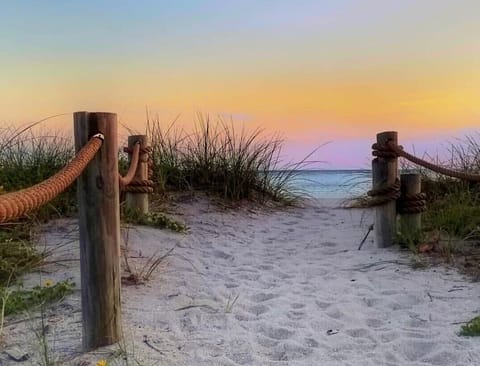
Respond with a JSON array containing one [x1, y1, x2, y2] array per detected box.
[[224, 294, 239, 313], [395, 227, 425, 253], [0, 225, 44, 286], [1, 279, 74, 316], [460, 315, 480, 336], [123, 208, 187, 233], [121, 225, 176, 285]]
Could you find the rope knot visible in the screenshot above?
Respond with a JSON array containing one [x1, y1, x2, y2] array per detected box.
[[372, 141, 403, 159], [366, 178, 401, 206]]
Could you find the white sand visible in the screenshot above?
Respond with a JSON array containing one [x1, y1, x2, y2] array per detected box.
[[2, 197, 480, 365]]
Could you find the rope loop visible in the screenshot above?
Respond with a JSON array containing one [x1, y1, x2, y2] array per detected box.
[[365, 178, 401, 207], [398, 192, 427, 214], [120, 143, 154, 194]]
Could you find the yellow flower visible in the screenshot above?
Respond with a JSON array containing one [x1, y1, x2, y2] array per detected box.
[[96, 360, 107, 366], [44, 279, 54, 287]]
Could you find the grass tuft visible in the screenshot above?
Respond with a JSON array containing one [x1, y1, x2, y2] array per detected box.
[[147, 114, 309, 204], [1, 279, 74, 317], [460, 315, 480, 337]]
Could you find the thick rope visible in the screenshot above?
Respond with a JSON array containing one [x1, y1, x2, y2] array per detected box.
[[366, 178, 401, 207], [0, 134, 104, 223], [373, 141, 480, 182], [121, 143, 154, 194], [398, 192, 427, 214], [119, 142, 140, 187]]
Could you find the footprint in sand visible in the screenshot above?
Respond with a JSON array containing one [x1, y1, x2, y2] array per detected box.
[[238, 273, 261, 281], [345, 328, 377, 344], [226, 339, 255, 365], [365, 318, 385, 329], [380, 331, 400, 343], [213, 250, 233, 260], [315, 300, 332, 310], [304, 337, 320, 348], [257, 336, 279, 348], [257, 264, 274, 271], [258, 324, 295, 340], [268, 342, 313, 361], [400, 340, 436, 362], [246, 304, 270, 316], [251, 292, 278, 303], [422, 351, 459, 365], [287, 311, 305, 321], [325, 306, 345, 320]]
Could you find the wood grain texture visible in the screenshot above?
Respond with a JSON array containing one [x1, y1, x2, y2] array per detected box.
[[399, 173, 422, 239], [74, 111, 122, 350], [373, 131, 398, 248]]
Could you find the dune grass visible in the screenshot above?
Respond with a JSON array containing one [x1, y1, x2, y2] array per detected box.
[[420, 134, 480, 243], [0, 126, 75, 220], [460, 315, 480, 337], [148, 114, 309, 204]]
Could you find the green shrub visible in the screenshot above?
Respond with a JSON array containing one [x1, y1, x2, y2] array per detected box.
[[0, 225, 44, 287], [123, 208, 187, 233], [1, 279, 74, 316], [460, 315, 480, 336]]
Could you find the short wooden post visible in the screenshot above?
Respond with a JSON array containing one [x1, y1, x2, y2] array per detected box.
[[74, 111, 122, 350], [125, 135, 149, 214], [399, 173, 422, 239], [373, 131, 398, 248]]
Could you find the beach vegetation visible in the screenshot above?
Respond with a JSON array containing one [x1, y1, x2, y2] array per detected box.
[[1, 279, 74, 317], [0, 125, 76, 221], [460, 315, 480, 337], [122, 207, 187, 233], [224, 293, 240, 313], [121, 225, 176, 285], [148, 114, 310, 205]]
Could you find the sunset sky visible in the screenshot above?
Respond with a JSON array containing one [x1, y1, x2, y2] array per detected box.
[[1, 1, 478, 168]]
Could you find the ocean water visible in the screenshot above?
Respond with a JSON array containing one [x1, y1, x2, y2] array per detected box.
[[288, 170, 371, 199]]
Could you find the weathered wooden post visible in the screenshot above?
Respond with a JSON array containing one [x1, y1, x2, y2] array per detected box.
[[125, 135, 149, 214], [74, 112, 122, 350], [372, 131, 399, 248], [398, 173, 423, 240]]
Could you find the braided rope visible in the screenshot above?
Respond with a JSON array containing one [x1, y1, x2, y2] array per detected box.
[[0, 135, 104, 223], [127, 179, 154, 187], [119, 142, 140, 187], [122, 186, 154, 193], [374, 141, 480, 182], [398, 192, 427, 214], [366, 178, 401, 207], [121, 142, 155, 194]]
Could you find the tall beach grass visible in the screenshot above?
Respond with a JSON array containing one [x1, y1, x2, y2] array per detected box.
[[148, 114, 313, 204]]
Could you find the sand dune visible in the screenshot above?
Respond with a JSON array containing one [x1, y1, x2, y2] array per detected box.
[[2, 198, 480, 365]]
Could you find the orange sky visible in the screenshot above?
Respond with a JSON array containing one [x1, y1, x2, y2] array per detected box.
[[1, 1, 479, 167]]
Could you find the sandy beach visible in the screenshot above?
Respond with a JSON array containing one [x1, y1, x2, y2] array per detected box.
[[2, 197, 480, 365]]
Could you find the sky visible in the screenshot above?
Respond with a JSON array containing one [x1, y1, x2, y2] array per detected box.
[[1, 0, 479, 168]]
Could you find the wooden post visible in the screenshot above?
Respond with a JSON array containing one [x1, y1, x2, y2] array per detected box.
[[373, 131, 398, 248], [125, 134, 149, 214], [399, 173, 422, 239], [74, 111, 122, 350]]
